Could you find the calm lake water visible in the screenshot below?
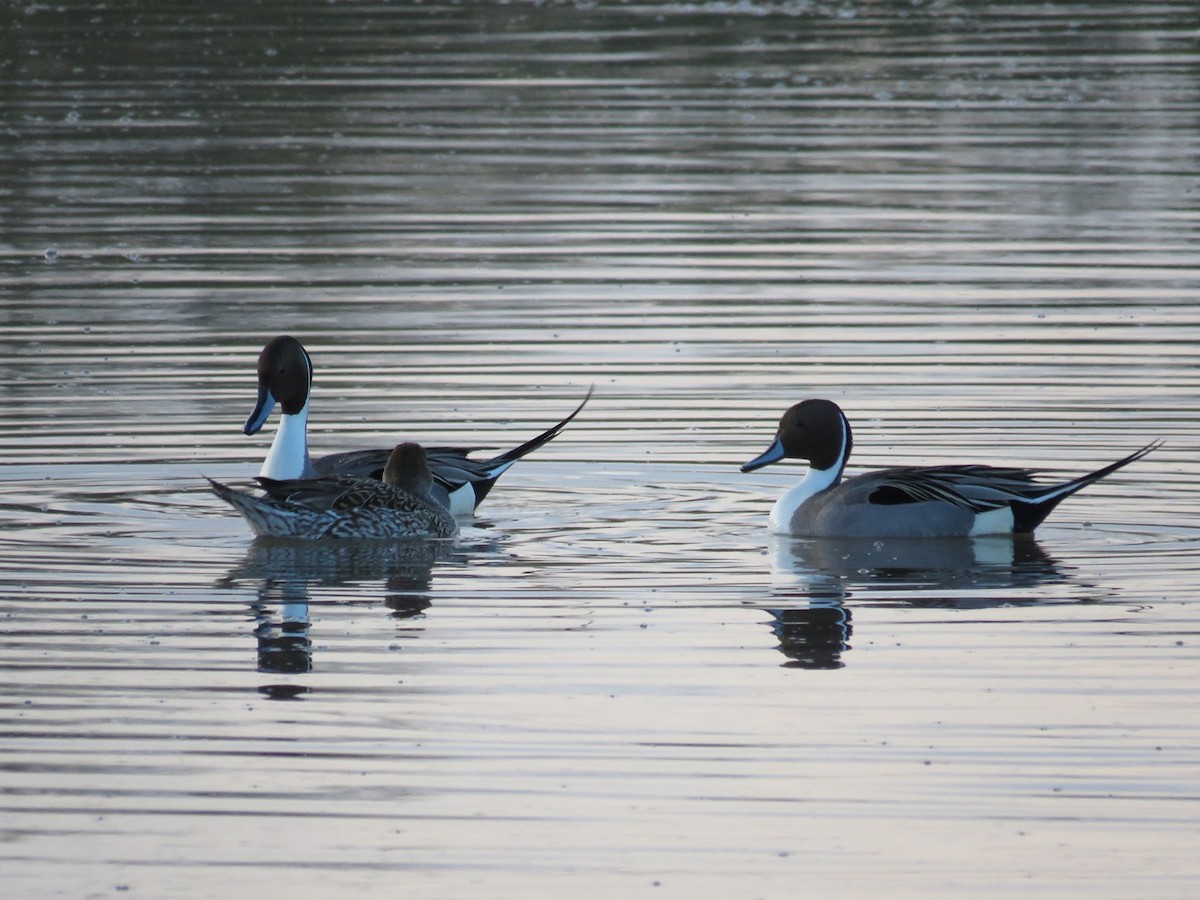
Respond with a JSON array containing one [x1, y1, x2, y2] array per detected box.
[[2, 2, 1199, 897]]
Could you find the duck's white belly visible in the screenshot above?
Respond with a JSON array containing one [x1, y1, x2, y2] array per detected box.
[[768, 486, 808, 535]]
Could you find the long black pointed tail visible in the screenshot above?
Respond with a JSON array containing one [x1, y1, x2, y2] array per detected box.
[[1012, 439, 1162, 533], [471, 385, 594, 504]]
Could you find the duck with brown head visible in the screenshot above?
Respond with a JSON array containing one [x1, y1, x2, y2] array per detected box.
[[742, 399, 1159, 539], [244, 336, 315, 480], [241, 335, 592, 516], [209, 442, 459, 540]]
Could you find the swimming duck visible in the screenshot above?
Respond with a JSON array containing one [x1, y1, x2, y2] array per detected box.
[[243, 335, 591, 515], [741, 399, 1159, 538], [209, 442, 459, 540]]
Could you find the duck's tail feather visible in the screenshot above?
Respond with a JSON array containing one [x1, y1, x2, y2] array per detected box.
[[465, 385, 593, 507], [309, 386, 594, 510], [207, 476, 300, 537], [480, 385, 593, 472], [1012, 439, 1161, 533]]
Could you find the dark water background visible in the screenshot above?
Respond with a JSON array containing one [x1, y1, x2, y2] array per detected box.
[[2, 3, 1198, 897]]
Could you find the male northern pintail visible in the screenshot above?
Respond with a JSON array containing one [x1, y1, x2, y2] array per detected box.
[[209, 442, 459, 540], [243, 335, 591, 516], [741, 398, 1160, 538]]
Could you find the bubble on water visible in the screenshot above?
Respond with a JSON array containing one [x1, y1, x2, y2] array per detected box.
[[43, 247, 59, 262]]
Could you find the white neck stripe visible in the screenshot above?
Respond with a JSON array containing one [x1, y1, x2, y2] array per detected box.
[[767, 415, 847, 534], [259, 399, 312, 480]]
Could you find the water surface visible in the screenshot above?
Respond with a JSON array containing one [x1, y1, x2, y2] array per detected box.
[[2, 3, 1199, 897]]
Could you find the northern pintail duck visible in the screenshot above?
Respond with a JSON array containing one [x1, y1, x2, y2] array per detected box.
[[741, 399, 1159, 538], [209, 442, 459, 540], [243, 335, 591, 516]]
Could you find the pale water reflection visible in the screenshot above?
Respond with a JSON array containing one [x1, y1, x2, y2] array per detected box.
[[2, 1, 1200, 897], [221, 537, 461, 676], [766, 534, 1084, 668], [774, 534, 1069, 591]]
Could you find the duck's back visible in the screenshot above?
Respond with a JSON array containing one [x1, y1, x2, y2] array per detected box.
[[787, 470, 985, 539], [321, 501, 457, 539], [256, 474, 458, 539]]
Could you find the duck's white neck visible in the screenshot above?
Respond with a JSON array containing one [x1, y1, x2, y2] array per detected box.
[[767, 415, 848, 534], [259, 402, 312, 480], [768, 464, 841, 534]]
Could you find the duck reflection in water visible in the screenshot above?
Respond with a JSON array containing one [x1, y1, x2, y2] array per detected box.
[[765, 534, 1072, 670], [767, 586, 853, 671], [219, 536, 459, 685]]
